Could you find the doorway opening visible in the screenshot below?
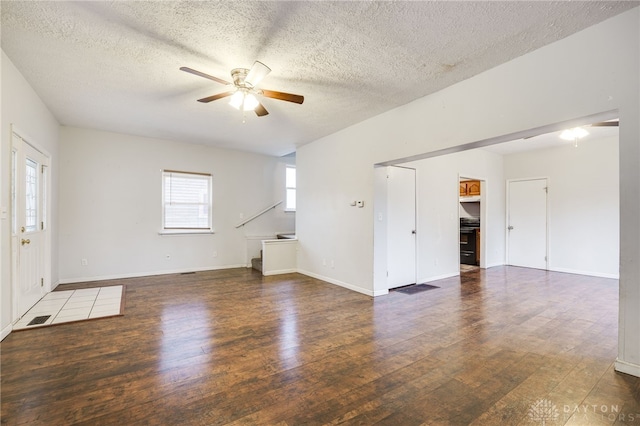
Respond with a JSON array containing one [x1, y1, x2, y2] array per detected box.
[[373, 110, 619, 296], [459, 177, 486, 272]]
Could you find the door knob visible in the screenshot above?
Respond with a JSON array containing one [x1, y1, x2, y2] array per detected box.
[[507, 226, 514, 231], [21, 239, 30, 246], [411, 230, 416, 234]]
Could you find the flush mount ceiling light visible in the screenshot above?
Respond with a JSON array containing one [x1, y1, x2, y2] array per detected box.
[[559, 127, 589, 147]]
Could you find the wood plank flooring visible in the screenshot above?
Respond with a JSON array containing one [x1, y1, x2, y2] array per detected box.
[[1, 267, 639, 425]]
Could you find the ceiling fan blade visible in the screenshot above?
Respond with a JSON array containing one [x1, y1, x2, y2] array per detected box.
[[245, 61, 271, 87], [261, 89, 304, 104], [255, 102, 269, 117], [591, 121, 619, 127], [180, 67, 231, 85], [197, 91, 235, 103]]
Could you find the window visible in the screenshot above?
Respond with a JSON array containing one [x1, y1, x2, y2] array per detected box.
[[25, 158, 38, 232], [11, 149, 17, 235], [285, 166, 296, 211], [162, 170, 212, 232]]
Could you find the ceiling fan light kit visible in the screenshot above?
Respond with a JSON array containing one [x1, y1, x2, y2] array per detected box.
[[229, 89, 259, 111], [181, 61, 304, 118]]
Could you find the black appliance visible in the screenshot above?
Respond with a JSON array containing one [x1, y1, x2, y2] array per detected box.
[[460, 217, 480, 265]]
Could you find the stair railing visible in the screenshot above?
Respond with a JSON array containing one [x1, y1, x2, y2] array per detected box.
[[235, 200, 283, 228]]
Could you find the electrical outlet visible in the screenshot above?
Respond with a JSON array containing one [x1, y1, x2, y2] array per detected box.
[[331, 260, 335, 268], [81, 258, 88, 266], [322, 259, 327, 266], [166, 254, 171, 261], [212, 251, 218, 258]]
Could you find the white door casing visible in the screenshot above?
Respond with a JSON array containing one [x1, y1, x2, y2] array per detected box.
[[387, 166, 417, 288], [12, 133, 49, 320], [507, 178, 548, 270]]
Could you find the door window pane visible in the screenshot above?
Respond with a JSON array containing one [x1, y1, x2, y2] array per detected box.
[[25, 158, 38, 232], [11, 150, 17, 235]]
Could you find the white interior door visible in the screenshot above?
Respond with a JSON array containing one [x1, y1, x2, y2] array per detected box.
[[13, 135, 48, 319], [507, 178, 547, 269], [387, 166, 416, 288]]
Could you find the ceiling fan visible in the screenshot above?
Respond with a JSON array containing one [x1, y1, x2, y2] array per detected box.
[[180, 61, 304, 117]]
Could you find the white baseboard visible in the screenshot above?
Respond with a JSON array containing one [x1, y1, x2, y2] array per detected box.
[[263, 268, 297, 276], [548, 267, 619, 280], [297, 269, 376, 297], [1, 324, 12, 341], [614, 358, 640, 378], [58, 264, 247, 284]]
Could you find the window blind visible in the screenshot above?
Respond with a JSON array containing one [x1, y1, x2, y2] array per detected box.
[[285, 166, 296, 211], [162, 170, 212, 229]]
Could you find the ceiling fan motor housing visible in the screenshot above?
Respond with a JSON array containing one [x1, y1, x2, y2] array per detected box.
[[231, 68, 251, 88]]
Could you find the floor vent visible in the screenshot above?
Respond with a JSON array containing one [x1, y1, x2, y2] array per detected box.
[[27, 315, 51, 326]]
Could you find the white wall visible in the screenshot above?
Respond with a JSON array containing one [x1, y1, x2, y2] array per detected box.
[[504, 136, 619, 278], [1, 51, 60, 336], [405, 149, 505, 284], [58, 126, 294, 282], [297, 9, 639, 375]]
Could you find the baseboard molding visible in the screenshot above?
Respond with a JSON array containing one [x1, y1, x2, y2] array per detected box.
[[58, 264, 247, 284], [372, 288, 389, 297], [297, 269, 376, 297], [1, 323, 12, 341], [614, 358, 640, 378], [548, 267, 619, 280], [418, 272, 460, 284], [263, 268, 297, 276]]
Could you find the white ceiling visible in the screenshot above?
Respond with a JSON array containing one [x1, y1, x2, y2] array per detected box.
[[1, 1, 636, 156]]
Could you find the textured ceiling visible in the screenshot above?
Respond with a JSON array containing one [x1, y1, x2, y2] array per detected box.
[[1, 1, 637, 156]]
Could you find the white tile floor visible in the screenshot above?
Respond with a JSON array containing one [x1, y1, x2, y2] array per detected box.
[[13, 286, 124, 330]]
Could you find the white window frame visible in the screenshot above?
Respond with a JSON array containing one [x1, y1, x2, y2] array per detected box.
[[285, 165, 296, 212], [160, 170, 214, 235]]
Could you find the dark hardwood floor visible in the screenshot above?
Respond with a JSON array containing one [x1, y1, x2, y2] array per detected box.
[[1, 267, 639, 425]]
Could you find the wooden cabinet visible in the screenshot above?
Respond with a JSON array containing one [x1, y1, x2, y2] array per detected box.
[[459, 182, 467, 197], [460, 180, 481, 197]]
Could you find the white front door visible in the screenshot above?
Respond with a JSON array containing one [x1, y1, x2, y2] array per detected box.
[[507, 178, 548, 270], [387, 166, 417, 288], [13, 134, 48, 319]]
